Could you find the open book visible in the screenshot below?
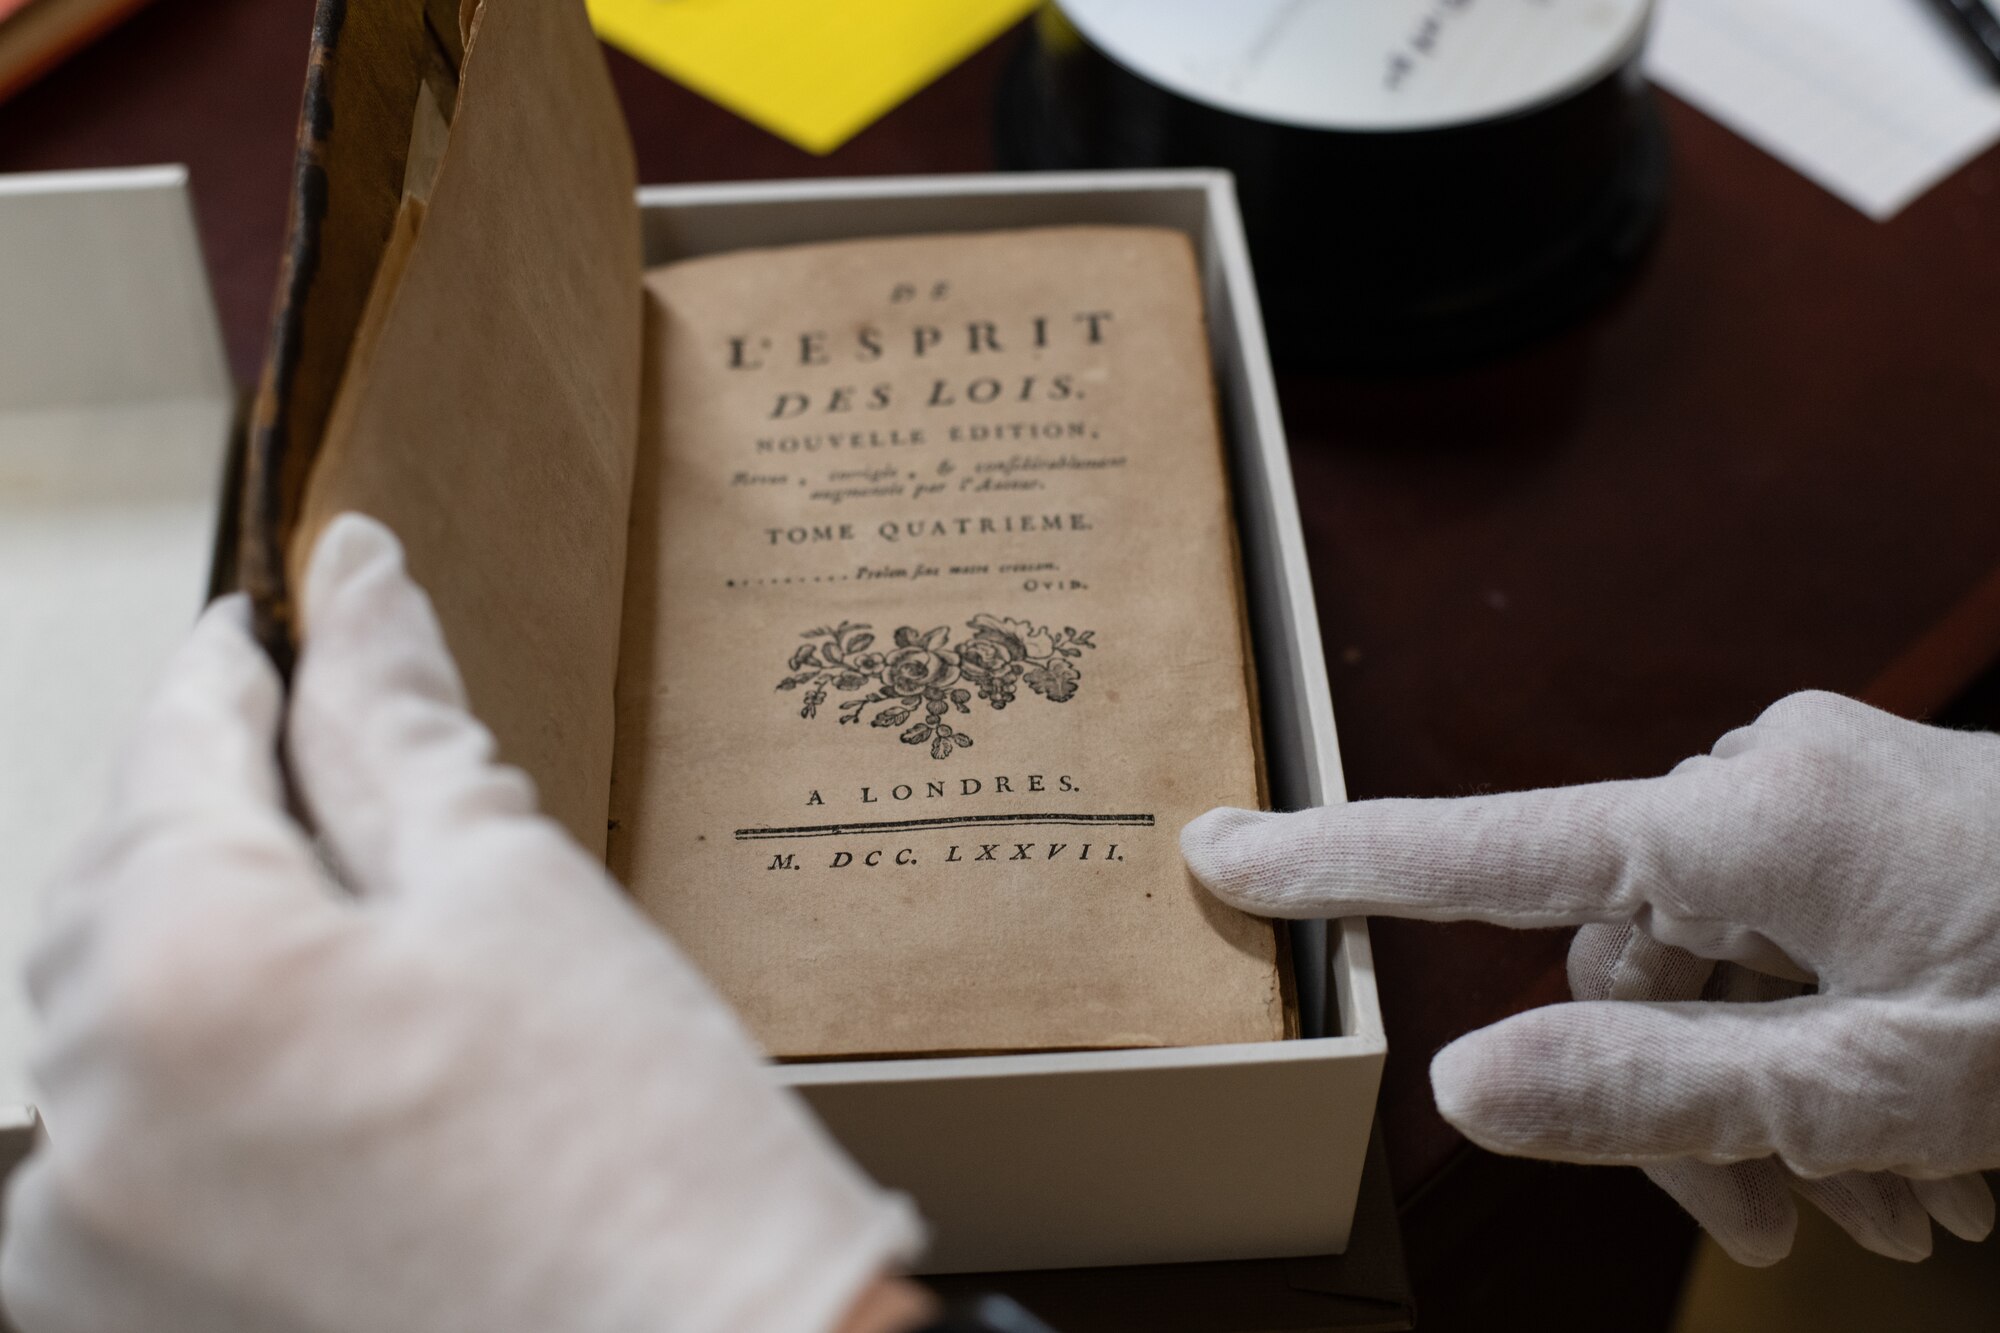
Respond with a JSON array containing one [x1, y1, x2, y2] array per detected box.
[[240, 0, 1289, 1059]]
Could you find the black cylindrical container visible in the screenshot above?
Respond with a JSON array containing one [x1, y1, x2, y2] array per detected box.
[[999, 3, 1669, 368]]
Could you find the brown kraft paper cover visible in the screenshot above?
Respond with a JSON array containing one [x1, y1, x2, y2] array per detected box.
[[259, 0, 642, 855], [611, 227, 1287, 1059]]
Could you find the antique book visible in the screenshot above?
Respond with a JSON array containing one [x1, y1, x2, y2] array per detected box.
[[240, 0, 1288, 1062], [609, 228, 1290, 1058]]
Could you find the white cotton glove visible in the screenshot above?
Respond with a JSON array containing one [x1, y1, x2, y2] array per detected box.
[[1183, 691, 2000, 1267], [0, 513, 923, 1333]]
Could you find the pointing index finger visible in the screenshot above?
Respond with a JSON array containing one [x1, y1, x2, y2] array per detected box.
[[1181, 773, 1746, 931]]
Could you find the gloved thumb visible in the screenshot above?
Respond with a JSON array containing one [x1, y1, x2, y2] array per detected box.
[[290, 513, 545, 900]]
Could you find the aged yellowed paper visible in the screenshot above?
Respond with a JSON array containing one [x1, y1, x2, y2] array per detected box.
[[612, 227, 1285, 1058]]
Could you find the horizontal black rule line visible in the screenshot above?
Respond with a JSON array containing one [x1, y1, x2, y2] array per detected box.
[[734, 813, 1158, 840]]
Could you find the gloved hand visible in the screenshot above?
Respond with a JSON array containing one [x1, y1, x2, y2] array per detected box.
[[1184, 691, 2000, 1266], [0, 514, 925, 1333]]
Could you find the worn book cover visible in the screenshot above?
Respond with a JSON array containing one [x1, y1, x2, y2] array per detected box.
[[610, 226, 1289, 1059]]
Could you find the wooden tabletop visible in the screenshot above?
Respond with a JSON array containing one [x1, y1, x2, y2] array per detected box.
[[9, 2, 2000, 1314]]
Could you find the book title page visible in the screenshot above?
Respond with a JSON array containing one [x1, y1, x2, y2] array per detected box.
[[611, 226, 1286, 1058]]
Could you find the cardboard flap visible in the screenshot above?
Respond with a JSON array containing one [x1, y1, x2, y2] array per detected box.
[[241, 0, 643, 850]]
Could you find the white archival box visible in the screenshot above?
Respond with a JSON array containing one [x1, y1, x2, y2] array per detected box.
[[0, 166, 233, 1164], [637, 171, 1386, 1274], [0, 165, 1386, 1275]]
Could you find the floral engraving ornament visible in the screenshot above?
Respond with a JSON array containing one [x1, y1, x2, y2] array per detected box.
[[775, 616, 1097, 759]]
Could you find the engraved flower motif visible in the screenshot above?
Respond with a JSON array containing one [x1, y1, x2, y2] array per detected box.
[[883, 642, 961, 698], [1022, 655, 1081, 703], [968, 614, 1056, 662], [779, 615, 1094, 758], [955, 636, 1017, 678]]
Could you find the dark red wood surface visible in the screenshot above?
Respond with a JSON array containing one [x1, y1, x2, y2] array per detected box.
[[8, 3, 1999, 1313]]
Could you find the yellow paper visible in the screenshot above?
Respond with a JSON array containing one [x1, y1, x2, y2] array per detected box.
[[588, 0, 1039, 155]]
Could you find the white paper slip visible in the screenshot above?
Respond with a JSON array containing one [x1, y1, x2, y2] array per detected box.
[[1648, 0, 2000, 220]]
